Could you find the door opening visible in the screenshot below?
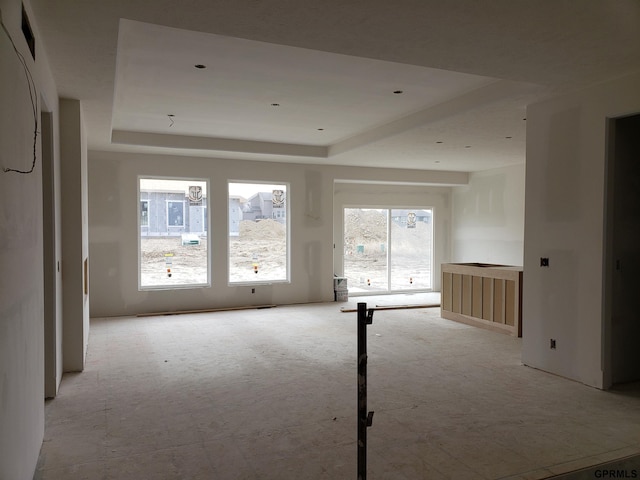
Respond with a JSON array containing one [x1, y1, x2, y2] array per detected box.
[[344, 207, 433, 295], [41, 109, 57, 398], [604, 113, 640, 387]]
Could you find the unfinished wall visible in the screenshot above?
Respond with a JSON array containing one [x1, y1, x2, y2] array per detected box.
[[88, 150, 466, 317], [89, 152, 334, 317], [60, 98, 90, 371], [523, 71, 640, 389], [451, 164, 525, 266], [0, 0, 59, 478]]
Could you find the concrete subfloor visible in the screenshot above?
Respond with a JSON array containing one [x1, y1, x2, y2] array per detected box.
[[35, 294, 640, 479]]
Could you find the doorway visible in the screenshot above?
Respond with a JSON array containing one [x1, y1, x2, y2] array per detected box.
[[41, 109, 59, 398], [604, 113, 640, 387], [344, 207, 433, 294]]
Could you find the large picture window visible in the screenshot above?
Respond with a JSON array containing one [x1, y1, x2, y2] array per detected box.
[[139, 177, 209, 289], [344, 207, 433, 294], [228, 182, 289, 283]]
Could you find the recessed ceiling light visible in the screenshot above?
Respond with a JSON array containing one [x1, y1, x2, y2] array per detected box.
[[436, 141, 443, 144], [194, 64, 206, 69], [505, 136, 512, 139], [271, 103, 280, 107], [465, 145, 471, 148], [317, 128, 324, 131], [393, 90, 403, 94]]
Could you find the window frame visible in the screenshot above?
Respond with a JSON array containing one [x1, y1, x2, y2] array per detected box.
[[138, 176, 211, 291], [343, 205, 434, 296], [227, 180, 291, 286]]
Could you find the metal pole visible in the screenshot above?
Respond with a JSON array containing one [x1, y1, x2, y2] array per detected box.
[[357, 302, 374, 480]]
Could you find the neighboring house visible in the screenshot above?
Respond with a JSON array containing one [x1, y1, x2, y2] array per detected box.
[[139, 190, 284, 237], [245, 192, 273, 220], [244, 191, 286, 224], [229, 196, 245, 236], [140, 189, 208, 236]]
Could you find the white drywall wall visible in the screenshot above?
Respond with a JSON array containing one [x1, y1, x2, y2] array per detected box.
[[60, 98, 90, 372], [523, 71, 640, 389], [0, 0, 59, 478], [88, 150, 466, 317], [451, 164, 525, 266]]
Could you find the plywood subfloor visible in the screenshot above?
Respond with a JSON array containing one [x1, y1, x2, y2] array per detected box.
[[35, 296, 640, 479]]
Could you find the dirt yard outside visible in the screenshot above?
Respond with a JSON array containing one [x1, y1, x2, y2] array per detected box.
[[344, 209, 432, 292], [140, 213, 431, 292], [140, 219, 287, 287]]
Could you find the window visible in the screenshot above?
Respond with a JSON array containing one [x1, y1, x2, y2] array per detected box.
[[167, 201, 184, 227], [389, 208, 432, 291], [344, 207, 433, 294], [344, 208, 388, 291], [140, 200, 149, 227], [139, 178, 209, 289], [228, 182, 289, 283]]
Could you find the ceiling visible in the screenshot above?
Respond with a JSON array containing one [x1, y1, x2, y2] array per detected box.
[[29, 0, 640, 172]]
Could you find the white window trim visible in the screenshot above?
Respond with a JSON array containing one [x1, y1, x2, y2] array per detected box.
[[227, 181, 291, 286], [138, 176, 210, 291]]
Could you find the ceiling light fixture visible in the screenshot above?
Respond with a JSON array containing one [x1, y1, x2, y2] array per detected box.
[[436, 141, 443, 144], [317, 128, 324, 131], [194, 64, 206, 69], [393, 90, 403, 94], [271, 103, 280, 107], [505, 136, 512, 139]]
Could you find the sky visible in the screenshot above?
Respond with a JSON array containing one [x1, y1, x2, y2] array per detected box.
[[228, 182, 286, 199]]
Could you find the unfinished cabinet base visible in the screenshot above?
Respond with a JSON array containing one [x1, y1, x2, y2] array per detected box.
[[441, 263, 523, 337]]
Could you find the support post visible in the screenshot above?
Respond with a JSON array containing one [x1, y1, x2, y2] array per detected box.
[[357, 302, 374, 480]]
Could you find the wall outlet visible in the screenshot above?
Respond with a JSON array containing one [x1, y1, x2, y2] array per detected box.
[[550, 338, 557, 349], [540, 257, 549, 267]]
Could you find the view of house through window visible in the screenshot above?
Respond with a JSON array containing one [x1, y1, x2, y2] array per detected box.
[[229, 182, 288, 283], [139, 178, 209, 289], [344, 207, 433, 293], [140, 200, 149, 226]]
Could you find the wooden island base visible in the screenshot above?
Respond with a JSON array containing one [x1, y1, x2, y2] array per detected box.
[[441, 263, 523, 337]]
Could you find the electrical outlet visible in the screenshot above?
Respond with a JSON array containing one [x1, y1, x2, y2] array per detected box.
[[550, 339, 557, 349], [540, 257, 549, 267]]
